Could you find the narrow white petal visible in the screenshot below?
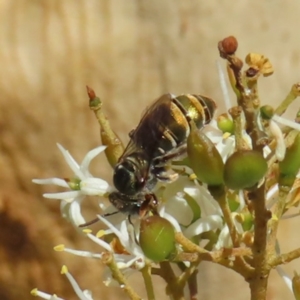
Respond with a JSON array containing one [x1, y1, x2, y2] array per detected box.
[[116, 256, 142, 269], [269, 120, 286, 161], [273, 114, 300, 131], [237, 190, 246, 212], [216, 59, 232, 112], [63, 247, 102, 259], [81, 146, 107, 176], [184, 184, 222, 216], [266, 184, 279, 209], [67, 200, 87, 226], [57, 143, 85, 180], [32, 178, 69, 188], [165, 195, 193, 226], [43, 191, 80, 200], [215, 225, 231, 249], [276, 266, 293, 292], [184, 215, 223, 238], [159, 207, 182, 232], [86, 233, 112, 252], [31, 289, 65, 300], [97, 214, 124, 241], [64, 271, 92, 300]]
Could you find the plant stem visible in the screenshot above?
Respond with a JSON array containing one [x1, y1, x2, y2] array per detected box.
[[216, 192, 240, 247], [101, 252, 142, 300], [159, 262, 185, 300], [248, 184, 271, 300], [274, 83, 300, 116], [271, 247, 300, 266], [141, 264, 155, 300]]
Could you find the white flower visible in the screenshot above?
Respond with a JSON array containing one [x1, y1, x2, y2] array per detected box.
[[33, 144, 112, 226]]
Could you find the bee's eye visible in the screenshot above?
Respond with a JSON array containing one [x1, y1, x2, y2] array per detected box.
[[113, 161, 144, 195]]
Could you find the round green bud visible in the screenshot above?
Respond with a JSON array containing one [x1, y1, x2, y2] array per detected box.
[[139, 216, 176, 262], [260, 105, 274, 120], [242, 212, 254, 231], [217, 114, 234, 134], [224, 150, 268, 190], [187, 122, 224, 186]]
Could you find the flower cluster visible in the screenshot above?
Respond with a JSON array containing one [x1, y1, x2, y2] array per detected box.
[[32, 36, 300, 300]]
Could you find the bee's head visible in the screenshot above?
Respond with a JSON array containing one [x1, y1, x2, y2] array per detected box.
[[113, 157, 146, 195]]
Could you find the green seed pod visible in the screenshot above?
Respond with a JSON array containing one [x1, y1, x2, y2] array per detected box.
[[139, 216, 176, 262], [217, 113, 234, 134], [279, 133, 300, 182], [224, 150, 267, 190], [260, 105, 274, 120], [187, 122, 224, 186]]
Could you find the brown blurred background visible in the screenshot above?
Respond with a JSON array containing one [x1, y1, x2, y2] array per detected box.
[[1, 1, 300, 299]]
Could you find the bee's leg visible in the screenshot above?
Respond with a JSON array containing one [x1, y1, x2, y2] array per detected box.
[[153, 144, 187, 167], [152, 144, 187, 183], [139, 193, 159, 217], [152, 166, 179, 183]]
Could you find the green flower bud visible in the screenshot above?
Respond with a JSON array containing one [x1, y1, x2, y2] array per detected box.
[[187, 122, 224, 186], [66, 178, 81, 190], [242, 212, 254, 231], [260, 105, 274, 120], [224, 150, 267, 190], [293, 271, 300, 300], [217, 113, 234, 134], [279, 133, 300, 188], [139, 216, 176, 262], [227, 191, 240, 211]]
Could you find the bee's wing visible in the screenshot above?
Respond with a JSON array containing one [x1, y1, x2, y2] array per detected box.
[[120, 93, 174, 159]]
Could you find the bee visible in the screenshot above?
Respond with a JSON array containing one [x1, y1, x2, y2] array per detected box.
[[108, 93, 216, 216]]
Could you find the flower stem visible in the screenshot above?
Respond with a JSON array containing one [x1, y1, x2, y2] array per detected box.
[[101, 252, 142, 300], [141, 264, 156, 300], [271, 247, 300, 266], [274, 83, 300, 116], [159, 262, 185, 300], [215, 191, 240, 247], [248, 184, 271, 300]]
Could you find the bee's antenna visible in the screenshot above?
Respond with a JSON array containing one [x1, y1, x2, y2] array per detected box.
[[78, 211, 119, 227]]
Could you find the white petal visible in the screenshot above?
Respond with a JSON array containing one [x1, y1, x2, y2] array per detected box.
[[237, 190, 246, 212], [184, 184, 221, 216], [159, 207, 182, 232], [97, 214, 124, 242], [43, 190, 80, 200], [32, 178, 69, 187], [116, 255, 142, 269], [64, 270, 92, 300], [216, 136, 235, 161], [184, 215, 223, 238], [80, 178, 111, 195], [80, 146, 106, 177], [215, 225, 231, 249], [57, 143, 85, 180], [165, 195, 193, 226], [86, 233, 112, 252], [269, 120, 286, 161], [61, 197, 86, 226], [217, 59, 232, 112], [276, 266, 293, 293], [273, 114, 300, 131]]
